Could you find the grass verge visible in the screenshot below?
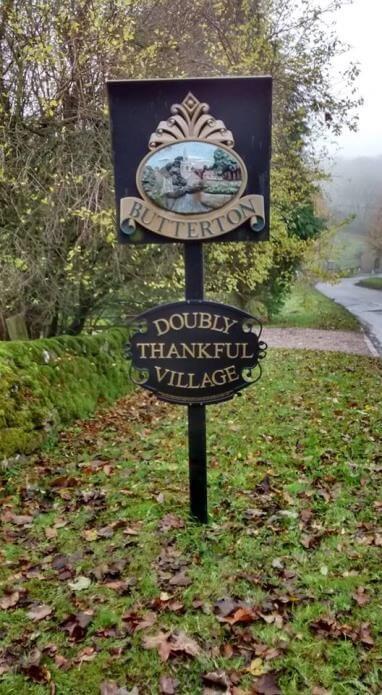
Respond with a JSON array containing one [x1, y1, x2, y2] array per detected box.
[[356, 278, 382, 291], [268, 284, 360, 331], [0, 349, 381, 694]]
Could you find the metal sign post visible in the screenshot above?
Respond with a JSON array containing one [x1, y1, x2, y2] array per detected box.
[[185, 242, 207, 522]]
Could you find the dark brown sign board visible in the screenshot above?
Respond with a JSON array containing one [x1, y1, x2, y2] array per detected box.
[[127, 300, 267, 405], [107, 77, 272, 244]]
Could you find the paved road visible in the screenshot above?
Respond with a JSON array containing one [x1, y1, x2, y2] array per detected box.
[[317, 275, 382, 355], [264, 327, 373, 356]]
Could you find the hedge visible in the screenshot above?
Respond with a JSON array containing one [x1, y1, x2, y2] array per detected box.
[[0, 329, 131, 459]]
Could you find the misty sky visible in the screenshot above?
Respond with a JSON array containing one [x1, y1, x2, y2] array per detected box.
[[329, 0, 382, 158]]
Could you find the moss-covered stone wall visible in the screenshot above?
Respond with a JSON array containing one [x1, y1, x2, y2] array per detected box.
[[0, 329, 131, 459]]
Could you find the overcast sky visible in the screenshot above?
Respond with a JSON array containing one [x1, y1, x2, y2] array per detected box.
[[329, 0, 382, 158]]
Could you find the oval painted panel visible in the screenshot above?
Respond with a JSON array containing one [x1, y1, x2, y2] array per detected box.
[[136, 140, 247, 215]]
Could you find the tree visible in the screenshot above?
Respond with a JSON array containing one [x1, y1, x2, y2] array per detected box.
[[0, 0, 183, 337], [195, 0, 360, 312], [0, 0, 361, 335], [367, 206, 382, 271]]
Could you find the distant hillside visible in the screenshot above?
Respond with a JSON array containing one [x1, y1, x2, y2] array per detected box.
[[321, 155, 382, 272], [322, 155, 382, 236]]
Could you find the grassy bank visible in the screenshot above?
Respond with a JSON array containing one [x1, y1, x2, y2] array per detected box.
[[356, 277, 382, 291], [0, 329, 130, 459], [0, 349, 381, 693], [269, 284, 360, 331]]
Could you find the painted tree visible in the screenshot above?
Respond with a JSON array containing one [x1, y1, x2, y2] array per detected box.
[[212, 149, 238, 175]]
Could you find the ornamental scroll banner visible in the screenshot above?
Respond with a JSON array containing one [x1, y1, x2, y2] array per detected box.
[[120, 194, 265, 241], [107, 77, 272, 244]]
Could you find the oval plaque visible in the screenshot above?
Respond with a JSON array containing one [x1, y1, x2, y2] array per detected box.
[[116, 91, 267, 241], [137, 140, 247, 216], [126, 300, 267, 405]]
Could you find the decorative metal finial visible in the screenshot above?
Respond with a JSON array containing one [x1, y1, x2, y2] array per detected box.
[[148, 92, 235, 150]]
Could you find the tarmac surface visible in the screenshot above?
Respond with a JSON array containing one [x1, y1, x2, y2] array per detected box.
[[316, 275, 382, 356]]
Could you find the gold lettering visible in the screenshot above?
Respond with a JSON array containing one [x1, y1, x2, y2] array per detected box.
[[239, 199, 257, 215], [226, 365, 240, 383], [137, 339, 254, 362], [187, 222, 198, 238], [226, 208, 242, 225], [211, 314, 222, 332], [149, 343, 165, 358], [188, 373, 198, 388], [201, 372, 213, 388], [155, 366, 170, 383], [175, 371, 186, 387], [163, 369, 201, 389], [200, 220, 213, 237], [183, 313, 198, 330], [199, 313, 212, 329], [223, 317, 238, 334], [153, 319, 170, 336], [198, 343, 213, 358], [211, 368, 227, 385], [241, 342, 254, 358], [141, 207, 155, 225], [174, 221, 183, 237], [167, 343, 181, 358], [120, 195, 265, 241], [226, 343, 240, 359], [153, 365, 242, 391], [130, 200, 143, 218], [180, 343, 196, 358], [215, 216, 226, 233], [136, 343, 150, 358], [156, 215, 166, 232], [152, 312, 238, 336], [169, 313, 184, 330], [168, 370, 177, 386], [213, 343, 226, 358]]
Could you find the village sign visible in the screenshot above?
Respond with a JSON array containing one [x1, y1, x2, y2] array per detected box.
[[108, 77, 272, 521]]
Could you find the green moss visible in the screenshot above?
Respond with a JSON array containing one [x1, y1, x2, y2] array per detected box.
[[0, 329, 131, 459], [0, 428, 45, 457]]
